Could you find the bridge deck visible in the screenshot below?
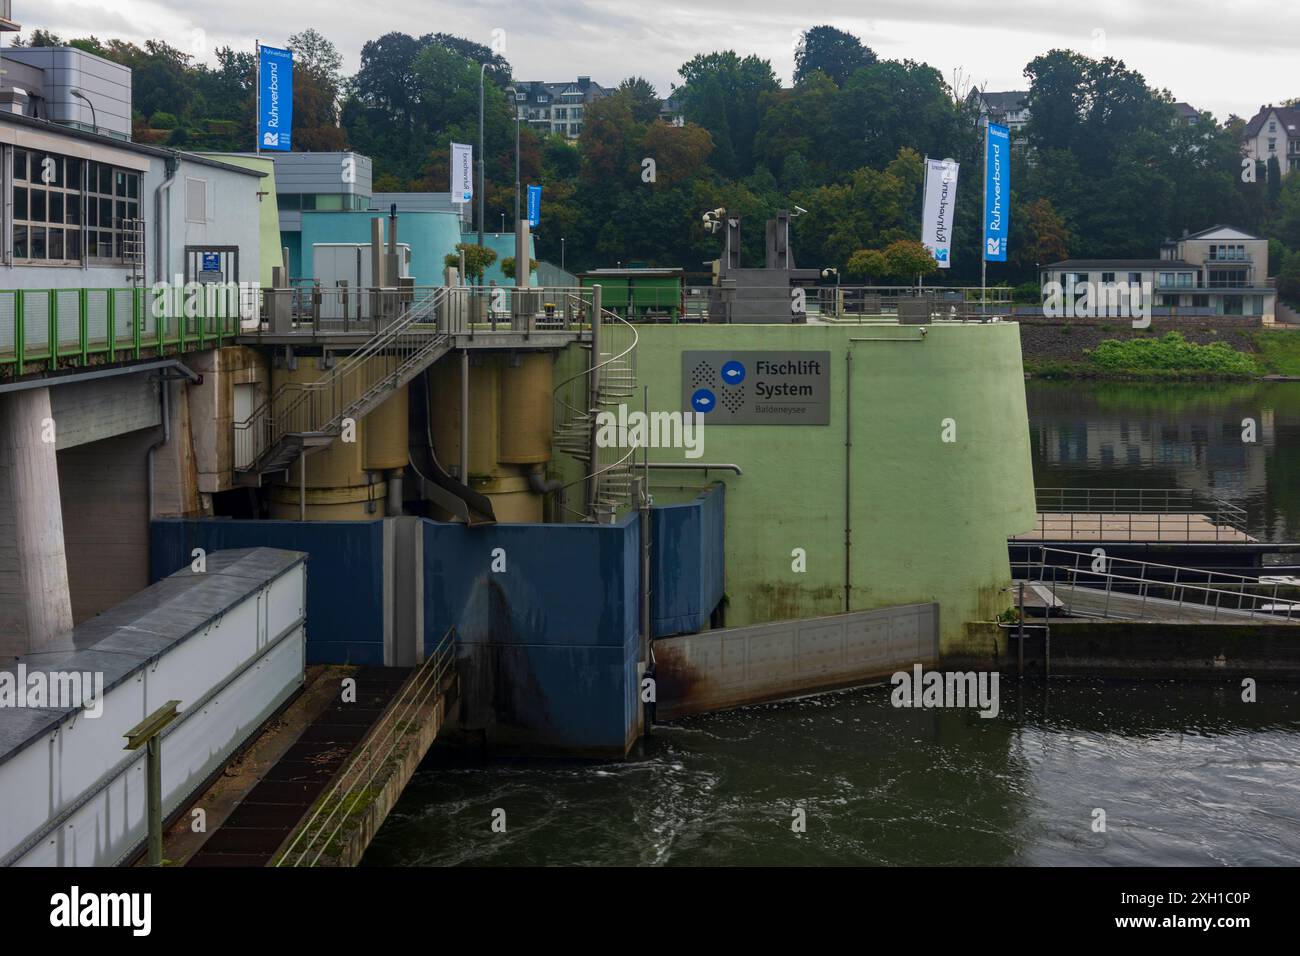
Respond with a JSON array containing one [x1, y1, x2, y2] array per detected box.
[[1013, 512, 1256, 543], [1025, 583, 1297, 624]]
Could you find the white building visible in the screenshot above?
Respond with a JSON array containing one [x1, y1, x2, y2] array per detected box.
[[1040, 225, 1277, 324], [511, 77, 609, 139], [1243, 104, 1300, 175]]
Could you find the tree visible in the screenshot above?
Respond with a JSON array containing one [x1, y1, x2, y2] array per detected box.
[[617, 77, 661, 123], [445, 243, 498, 280], [845, 248, 888, 281], [500, 256, 538, 280], [290, 29, 347, 150], [883, 239, 938, 284], [794, 25, 876, 87], [675, 51, 779, 177], [1012, 198, 1071, 270]]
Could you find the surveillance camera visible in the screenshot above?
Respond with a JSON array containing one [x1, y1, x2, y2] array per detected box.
[[794, 205, 808, 216]]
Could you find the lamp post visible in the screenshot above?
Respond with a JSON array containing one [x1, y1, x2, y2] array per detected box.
[[70, 88, 97, 134], [561, 237, 565, 273], [477, 62, 487, 270]]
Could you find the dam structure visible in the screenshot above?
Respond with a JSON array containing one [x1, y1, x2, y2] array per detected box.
[[0, 102, 1038, 864]]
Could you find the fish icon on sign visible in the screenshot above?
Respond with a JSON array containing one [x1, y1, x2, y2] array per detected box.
[[721, 360, 745, 385], [691, 389, 717, 414]]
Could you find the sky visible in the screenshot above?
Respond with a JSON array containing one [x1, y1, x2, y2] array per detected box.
[[16, 0, 1299, 122]]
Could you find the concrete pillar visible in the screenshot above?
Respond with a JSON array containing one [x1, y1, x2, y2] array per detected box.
[[0, 388, 74, 652]]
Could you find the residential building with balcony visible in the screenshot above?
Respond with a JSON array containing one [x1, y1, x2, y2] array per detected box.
[[511, 77, 609, 139], [1243, 104, 1300, 175], [1040, 226, 1277, 324], [971, 90, 1030, 136]]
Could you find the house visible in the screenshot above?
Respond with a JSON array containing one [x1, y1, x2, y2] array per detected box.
[[511, 77, 610, 139], [1173, 102, 1202, 127], [1243, 104, 1300, 175], [972, 90, 1030, 136], [1040, 225, 1277, 324]]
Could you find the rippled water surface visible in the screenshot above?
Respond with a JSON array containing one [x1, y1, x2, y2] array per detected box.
[[366, 382, 1300, 866], [364, 681, 1300, 866]]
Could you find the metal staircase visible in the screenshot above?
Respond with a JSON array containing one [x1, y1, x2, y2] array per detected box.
[[234, 290, 452, 477], [553, 296, 640, 521]]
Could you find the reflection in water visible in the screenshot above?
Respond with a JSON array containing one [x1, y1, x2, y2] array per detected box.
[[365, 383, 1300, 867], [365, 682, 1300, 867], [1026, 381, 1300, 543]]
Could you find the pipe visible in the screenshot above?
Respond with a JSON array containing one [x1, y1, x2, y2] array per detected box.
[[646, 461, 743, 475], [459, 350, 470, 482], [527, 466, 563, 495], [146, 375, 172, 522], [153, 154, 179, 283], [844, 350, 852, 613], [387, 468, 404, 516]]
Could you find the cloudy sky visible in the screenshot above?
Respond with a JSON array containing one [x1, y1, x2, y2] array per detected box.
[[18, 0, 1299, 121]]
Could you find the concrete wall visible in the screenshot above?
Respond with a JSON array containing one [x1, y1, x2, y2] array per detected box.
[[188, 346, 269, 495], [555, 322, 1037, 655]]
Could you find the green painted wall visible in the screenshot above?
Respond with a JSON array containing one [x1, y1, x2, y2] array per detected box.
[[195, 154, 281, 287], [552, 322, 1037, 653]]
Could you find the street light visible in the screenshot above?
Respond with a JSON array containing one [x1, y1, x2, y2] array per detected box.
[[561, 237, 565, 273], [70, 88, 97, 134], [477, 62, 488, 272]]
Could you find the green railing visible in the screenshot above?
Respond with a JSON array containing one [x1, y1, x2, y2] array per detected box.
[[0, 287, 247, 376]]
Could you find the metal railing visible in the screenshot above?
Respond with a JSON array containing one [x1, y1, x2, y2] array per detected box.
[[0, 286, 246, 376], [1028, 487, 1249, 542], [275, 627, 458, 867], [234, 289, 448, 471], [552, 295, 640, 521], [1014, 546, 1300, 623]]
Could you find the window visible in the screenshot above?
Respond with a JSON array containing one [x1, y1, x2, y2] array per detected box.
[[13, 148, 94, 264], [1269, 120, 1277, 132], [185, 177, 207, 223], [1101, 272, 1116, 283], [1158, 273, 1175, 287], [1223, 295, 1244, 316], [277, 193, 301, 211], [82, 158, 141, 262], [1192, 294, 1209, 308], [554, 107, 567, 120], [1128, 272, 1142, 285]]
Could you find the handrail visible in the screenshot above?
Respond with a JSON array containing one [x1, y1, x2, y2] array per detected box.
[[274, 627, 457, 867], [1016, 546, 1300, 622]]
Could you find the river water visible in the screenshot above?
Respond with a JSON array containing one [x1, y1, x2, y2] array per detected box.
[[364, 381, 1300, 866]]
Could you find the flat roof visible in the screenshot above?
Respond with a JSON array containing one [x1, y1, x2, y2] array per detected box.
[[0, 548, 305, 769], [1044, 259, 1198, 270], [0, 113, 266, 177], [583, 268, 683, 276]]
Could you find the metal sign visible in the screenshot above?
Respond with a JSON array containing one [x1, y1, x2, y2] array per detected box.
[[527, 184, 541, 227], [983, 123, 1010, 262], [258, 45, 293, 151], [682, 351, 830, 425], [450, 143, 473, 202]]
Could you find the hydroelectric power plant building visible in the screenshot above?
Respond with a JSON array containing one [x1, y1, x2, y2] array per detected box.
[[0, 51, 1037, 864]]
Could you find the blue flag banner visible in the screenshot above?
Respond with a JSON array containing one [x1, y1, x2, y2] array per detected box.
[[527, 184, 542, 227], [259, 45, 294, 151], [983, 123, 1010, 262]]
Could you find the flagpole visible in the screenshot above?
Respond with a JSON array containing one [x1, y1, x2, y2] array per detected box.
[[254, 40, 261, 155], [920, 155, 928, 293], [981, 124, 988, 314]]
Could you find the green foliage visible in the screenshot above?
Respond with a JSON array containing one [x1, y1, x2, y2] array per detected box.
[[445, 243, 497, 280], [794, 26, 877, 87], [500, 256, 538, 280], [1087, 332, 1260, 376], [1253, 330, 1300, 375]]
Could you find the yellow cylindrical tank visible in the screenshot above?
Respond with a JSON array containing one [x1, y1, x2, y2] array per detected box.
[[499, 353, 553, 464], [269, 356, 401, 521], [364, 386, 409, 471], [429, 355, 499, 478]]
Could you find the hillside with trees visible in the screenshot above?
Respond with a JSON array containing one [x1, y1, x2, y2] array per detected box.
[[14, 25, 1300, 294]]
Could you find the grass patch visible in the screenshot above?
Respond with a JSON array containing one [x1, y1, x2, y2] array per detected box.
[[1085, 332, 1259, 377], [1253, 330, 1300, 376]]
